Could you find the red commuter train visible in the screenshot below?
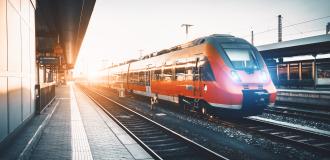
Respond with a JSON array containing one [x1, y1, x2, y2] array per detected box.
[[92, 34, 277, 117]]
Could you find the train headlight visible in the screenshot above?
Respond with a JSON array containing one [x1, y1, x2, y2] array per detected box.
[[230, 71, 241, 82], [260, 71, 268, 82], [204, 84, 207, 91]]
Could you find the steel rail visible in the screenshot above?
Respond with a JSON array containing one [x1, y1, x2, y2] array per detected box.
[[78, 85, 229, 160], [241, 117, 330, 155]]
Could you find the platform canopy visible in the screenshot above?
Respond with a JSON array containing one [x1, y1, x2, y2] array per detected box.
[[36, 0, 96, 69], [257, 34, 330, 59]]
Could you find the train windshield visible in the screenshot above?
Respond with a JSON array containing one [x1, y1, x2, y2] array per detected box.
[[222, 43, 260, 70]]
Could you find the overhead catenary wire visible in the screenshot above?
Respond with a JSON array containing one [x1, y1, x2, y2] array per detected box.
[[283, 16, 330, 29], [285, 28, 325, 37], [254, 15, 330, 36]]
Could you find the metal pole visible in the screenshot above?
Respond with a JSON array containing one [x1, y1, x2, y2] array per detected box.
[[251, 30, 254, 45], [278, 15, 282, 42], [181, 24, 193, 40], [313, 54, 317, 89]]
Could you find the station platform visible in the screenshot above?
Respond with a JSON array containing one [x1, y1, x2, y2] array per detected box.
[[0, 83, 152, 160], [276, 89, 330, 107]]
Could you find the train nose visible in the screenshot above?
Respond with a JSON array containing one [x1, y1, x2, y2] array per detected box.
[[236, 70, 269, 84]]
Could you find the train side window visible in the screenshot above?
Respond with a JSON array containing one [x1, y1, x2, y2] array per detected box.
[[199, 58, 216, 81], [139, 71, 145, 85], [185, 67, 193, 81], [163, 68, 173, 81], [122, 73, 127, 82], [185, 59, 195, 81], [175, 67, 185, 81], [133, 72, 139, 84], [128, 72, 133, 83], [118, 73, 121, 82], [193, 67, 199, 81], [145, 71, 150, 86], [153, 69, 161, 81], [151, 70, 155, 81], [129, 72, 132, 83], [175, 59, 187, 81], [114, 73, 118, 82], [115, 74, 120, 82], [194, 57, 204, 81]]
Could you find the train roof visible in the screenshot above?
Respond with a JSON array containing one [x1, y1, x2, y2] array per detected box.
[[104, 34, 245, 69]]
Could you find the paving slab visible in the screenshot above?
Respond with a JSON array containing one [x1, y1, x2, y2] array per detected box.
[[0, 95, 56, 160], [0, 83, 153, 160], [73, 84, 153, 160]]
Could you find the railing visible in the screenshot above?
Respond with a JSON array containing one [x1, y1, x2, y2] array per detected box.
[[35, 82, 56, 113]]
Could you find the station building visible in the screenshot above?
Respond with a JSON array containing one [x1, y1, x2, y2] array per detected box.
[[0, 0, 95, 147], [0, 0, 37, 144], [258, 34, 330, 89]]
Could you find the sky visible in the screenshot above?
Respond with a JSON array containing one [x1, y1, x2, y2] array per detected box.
[[74, 0, 330, 75]]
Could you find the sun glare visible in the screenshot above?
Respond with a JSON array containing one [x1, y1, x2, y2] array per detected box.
[[74, 0, 330, 79]]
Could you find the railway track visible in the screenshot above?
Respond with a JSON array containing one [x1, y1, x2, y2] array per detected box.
[[233, 117, 330, 155], [78, 85, 228, 160], [80, 85, 330, 157], [183, 111, 330, 156], [264, 105, 330, 123]]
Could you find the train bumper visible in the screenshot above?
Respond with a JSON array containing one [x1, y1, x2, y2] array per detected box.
[[242, 89, 269, 113], [207, 89, 270, 117]]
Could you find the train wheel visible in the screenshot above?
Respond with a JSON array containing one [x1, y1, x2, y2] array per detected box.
[[184, 104, 189, 112], [198, 101, 210, 116], [179, 97, 184, 112]]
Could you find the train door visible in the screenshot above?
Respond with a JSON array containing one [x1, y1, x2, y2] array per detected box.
[[193, 57, 202, 98], [145, 66, 152, 97]]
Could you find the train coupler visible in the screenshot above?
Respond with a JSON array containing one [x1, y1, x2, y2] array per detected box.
[[242, 89, 270, 112]]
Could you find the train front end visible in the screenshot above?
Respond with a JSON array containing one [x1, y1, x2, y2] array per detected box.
[[205, 35, 277, 116]]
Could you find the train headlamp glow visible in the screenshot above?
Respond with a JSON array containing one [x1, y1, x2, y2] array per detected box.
[[204, 84, 207, 91], [260, 71, 268, 82], [230, 71, 241, 82]]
